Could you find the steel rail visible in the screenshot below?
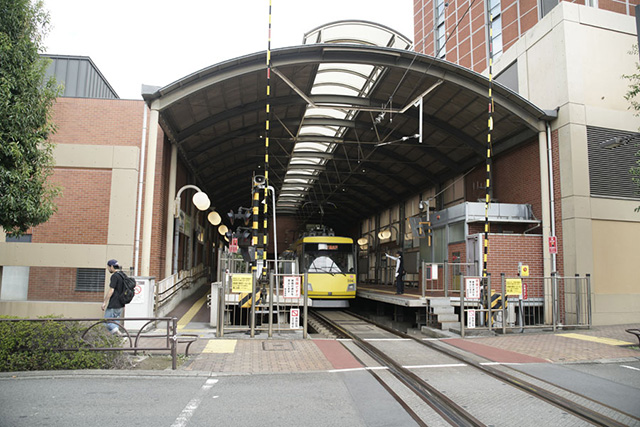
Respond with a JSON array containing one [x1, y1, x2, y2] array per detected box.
[[311, 310, 485, 427], [344, 310, 633, 427]]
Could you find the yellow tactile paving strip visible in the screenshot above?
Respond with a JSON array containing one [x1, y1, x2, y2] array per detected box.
[[203, 340, 237, 354], [558, 333, 633, 346]]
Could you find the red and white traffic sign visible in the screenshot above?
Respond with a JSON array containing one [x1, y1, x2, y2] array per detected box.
[[549, 236, 557, 254]]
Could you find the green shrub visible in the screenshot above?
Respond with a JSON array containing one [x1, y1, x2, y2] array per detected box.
[[0, 315, 128, 372]]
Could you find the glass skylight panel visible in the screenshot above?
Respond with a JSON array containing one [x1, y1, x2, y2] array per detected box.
[[285, 169, 315, 174], [290, 158, 323, 166], [284, 180, 314, 186], [295, 142, 333, 152], [304, 108, 348, 120], [298, 126, 338, 136], [319, 63, 374, 76], [280, 21, 412, 215], [315, 71, 366, 89], [311, 84, 359, 97]]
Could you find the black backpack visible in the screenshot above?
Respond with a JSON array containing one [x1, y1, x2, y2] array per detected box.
[[117, 271, 137, 305]]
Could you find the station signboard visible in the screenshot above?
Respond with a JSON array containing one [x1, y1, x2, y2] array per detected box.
[[465, 277, 481, 299], [283, 276, 301, 298]]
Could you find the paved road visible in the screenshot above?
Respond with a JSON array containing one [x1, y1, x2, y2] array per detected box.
[[0, 370, 418, 427]]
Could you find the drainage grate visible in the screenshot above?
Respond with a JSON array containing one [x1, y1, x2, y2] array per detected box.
[[262, 342, 294, 351]]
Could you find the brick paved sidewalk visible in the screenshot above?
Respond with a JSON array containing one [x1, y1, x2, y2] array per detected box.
[[181, 338, 333, 373], [171, 324, 639, 374], [460, 324, 640, 363]]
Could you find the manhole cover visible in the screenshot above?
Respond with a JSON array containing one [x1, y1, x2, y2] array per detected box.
[[262, 342, 294, 351]]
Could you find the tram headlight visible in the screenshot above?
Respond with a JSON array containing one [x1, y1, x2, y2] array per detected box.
[[347, 283, 355, 291], [307, 282, 313, 291]]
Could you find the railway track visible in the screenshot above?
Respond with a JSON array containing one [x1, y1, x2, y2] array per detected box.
[[309, 309, 639, 427]]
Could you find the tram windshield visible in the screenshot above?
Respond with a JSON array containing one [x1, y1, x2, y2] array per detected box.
[[303, 243, 355, 274]]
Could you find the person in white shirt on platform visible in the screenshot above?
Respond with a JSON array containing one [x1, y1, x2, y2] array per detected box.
[[385, 251, 405, 294]]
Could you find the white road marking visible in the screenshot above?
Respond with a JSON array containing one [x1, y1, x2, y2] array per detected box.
[[621, 365, 640, 372], [171, 378, 219, 427]]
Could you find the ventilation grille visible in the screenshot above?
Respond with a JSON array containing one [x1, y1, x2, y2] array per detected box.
[[76, 268, 105, 292], [587, 126, 640, 199]]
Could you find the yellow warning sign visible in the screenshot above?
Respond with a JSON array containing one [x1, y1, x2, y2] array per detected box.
[[232, 273, 253, 293], [506, 278, 523, 296], [520, 265, 529, 277]]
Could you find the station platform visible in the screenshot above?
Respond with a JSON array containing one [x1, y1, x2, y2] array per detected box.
[[356, 283, 442, 307], [153, 283, 640, 374]]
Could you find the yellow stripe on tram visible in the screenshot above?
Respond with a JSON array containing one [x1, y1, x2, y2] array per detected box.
[[177, 293, 208, 331], [558, 333, 633, 346]]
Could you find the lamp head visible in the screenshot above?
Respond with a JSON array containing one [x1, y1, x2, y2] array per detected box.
[[207, 211, 221, 226], [192, 191, 211, 211]]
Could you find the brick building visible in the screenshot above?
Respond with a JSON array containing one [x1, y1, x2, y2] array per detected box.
[[0, 56, 215, 318], [375, 0, 640, 324]]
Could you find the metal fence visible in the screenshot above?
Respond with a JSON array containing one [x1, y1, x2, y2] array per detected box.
[[212, 256, 309, 338], [421, 261, 479, 297], [458, 273, 592, 336], [0, 317, 196, 370]]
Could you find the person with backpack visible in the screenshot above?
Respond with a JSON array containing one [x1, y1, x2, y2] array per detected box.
[[102, 259, 125, 334]]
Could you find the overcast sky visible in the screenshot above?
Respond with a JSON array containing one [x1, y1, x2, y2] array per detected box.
[[42, 0, 414, 100]]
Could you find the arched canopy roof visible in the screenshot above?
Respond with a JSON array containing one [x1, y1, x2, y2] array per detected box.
[[143, 36, 553, 233]]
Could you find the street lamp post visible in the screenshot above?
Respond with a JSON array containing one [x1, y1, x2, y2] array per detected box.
[[172, 185, 212, 275]]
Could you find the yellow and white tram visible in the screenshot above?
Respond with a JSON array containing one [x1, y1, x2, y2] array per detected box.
[[288, 232, 357, 308]]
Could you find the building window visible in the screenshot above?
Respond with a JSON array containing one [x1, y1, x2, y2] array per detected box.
[[495, 60, 519, 92], [435, 0, 446, 58], [76, 268, 105, 292], [540, 0, 558, 18], [6, 234, 31, 242], [489, 0, 503, 60]]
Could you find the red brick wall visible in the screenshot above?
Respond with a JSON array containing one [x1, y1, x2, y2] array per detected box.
[[493, 140, 543, 219], [32, 169, 111, 244], [28, 267, 103, 302], [465, 139, 542, 220], [413, 0, 639, 72], [50, 98, 145, 146], [148, 135, 171, 279]]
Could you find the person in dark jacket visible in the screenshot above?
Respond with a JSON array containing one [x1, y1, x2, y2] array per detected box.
[[101, 259, 124, 334], [385, 251, 405, 294]]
